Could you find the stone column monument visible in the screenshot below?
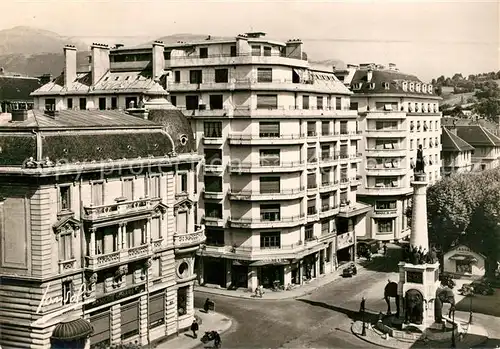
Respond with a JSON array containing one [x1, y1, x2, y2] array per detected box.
[[397, 145, 440, 328]]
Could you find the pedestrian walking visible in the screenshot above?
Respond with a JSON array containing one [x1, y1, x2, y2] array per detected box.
[[359, 296, 366, 313], [190, 319, 199, 338], [204, 298, 211, 313], [214, 331, 221, 348], [383, 242, 387, 255]]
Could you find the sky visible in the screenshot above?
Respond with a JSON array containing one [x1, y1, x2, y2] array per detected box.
[[2, 0, 499, 81]]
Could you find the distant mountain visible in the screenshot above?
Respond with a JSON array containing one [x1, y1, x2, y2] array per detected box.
[[0, 26, 86, 55]]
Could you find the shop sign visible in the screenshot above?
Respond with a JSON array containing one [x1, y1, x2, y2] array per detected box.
[[336, 231, 354, 250], [85, 284, 145, 310]]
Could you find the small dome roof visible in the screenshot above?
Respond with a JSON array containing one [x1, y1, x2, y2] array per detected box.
[[51, 317, 93, 341]]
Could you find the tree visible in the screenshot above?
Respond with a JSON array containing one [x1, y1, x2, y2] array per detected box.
[[473, 98, 500, 121], [452, 73, 463, 81]]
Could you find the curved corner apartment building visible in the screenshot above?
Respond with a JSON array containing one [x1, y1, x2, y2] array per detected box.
[[336, 63, 442, 242], [149, 32, 370, 291]]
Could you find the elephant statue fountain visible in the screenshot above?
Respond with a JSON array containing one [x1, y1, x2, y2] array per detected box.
[[434, 287, 455, 323], [384, 281, 400, 318], [404, 289, 424, 325]]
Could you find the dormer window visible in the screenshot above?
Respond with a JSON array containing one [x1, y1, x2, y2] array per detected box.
[[383, 82, 390, 90], [368, 83, 375, 90], [422, 84, 427, 93], [352, 83, 362, 90], [428, 85, 433, 93], [409, 82, 415, 92], [416, 83, 421, 92], [409, 103, 415, 112], [402, 81, 408, 91]]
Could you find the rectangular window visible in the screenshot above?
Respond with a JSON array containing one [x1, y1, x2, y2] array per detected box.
[[257, 68, 273, 83], [67, 98, 73, 109], [335, 97, 342, 110], [90, 311, 110, 348], [260, 149, 280, 166], [186, 95, 199, 110], [205, 203, 222, 219], [350, 102, 359, 111], [321, 167, 331, 185], [205, 149, 222, 165], [209, 95, 223, 110], [321, 145, 330, 160], [259, 121, 279, 137], [307, 173, 316, 188], [204, 121, 222, 138], [456, 259, 472, 274], [98, 97, 106, 110], [340, 190, 348, 203], [260, 231, 280, 248], [92, 182, 104, 206], [180, 173, 188, 193], [174, 71, 180, 83], [149, 292, 165, 329], [321, 220, 329, 235], [321, 194, 330, 211], [375, 201, 397, 210], [79, 97, 87, 110], [177, 287, 188, 316], [230, 46, 237, 57], [251, 45, 261, 56], [215, 69, 229, 83], [377, 219, 393, 233], [170, 95, 177, 106], [307, 147, 316, 163], [164, 51, 171, 60], [340, 165, 348, 180], [340, 144, 348, 158], [376, 121, 398, 130], [125, 97, 137, 109], [121, 301, 139, 340], [59, 185, 71, 211], [147, 176, 160, 198], [111, 97, 118, 109], [375, 139, 398, 150], [321, 121, 330, 136], [206, 229, 224, 246], [61, 281, 73, 305], [189, 70, 202, 84], [307, 199, 316, 215], [122, 178, 133, 200], [125, 223, 134, 249], [260, 204, 280, 221], [263, 46, 272, 56], [303, 95, 310, 109], [59, 233, 73, 261], [375, 177, 398, 188], [307, 121, 316, 136], [340, 121, 348, 134], [204, 176, 222, 193], [257, 95, 278, 109], [150, 217, 160, 241], [317, 96, 324, 110], [260, 177, 280, 194], [305, 224, 314, 241], [45, 98, 56, 110], [199, 47, 208, 58]]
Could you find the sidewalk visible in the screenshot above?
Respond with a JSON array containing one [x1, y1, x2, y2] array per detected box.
[[195, 264, 366, 300], [152, 309, 233, 349]]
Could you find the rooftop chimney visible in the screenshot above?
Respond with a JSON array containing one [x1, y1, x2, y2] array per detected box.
[[91, 43, 110, 85], [63, 45, 77, 88], [367, 69, 373, 82], [115, 43, 124, 49], [11, 109, 29, 122], [38, 73, 52, 85], [152, 41, 165, 81], [285, 39, 303, 59]]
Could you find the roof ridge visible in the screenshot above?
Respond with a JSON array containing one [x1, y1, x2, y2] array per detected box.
[[480, 125, 496, 145], [445, 127, 461, 151]]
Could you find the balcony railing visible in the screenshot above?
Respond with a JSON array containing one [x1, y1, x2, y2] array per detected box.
[[228, 133, 305, 145], [174, 225, 206, 249], [83, 197, 162, 221], [228, 161, 304, 173], [229, 214, 305, 228], [228, 187, 305, 200]]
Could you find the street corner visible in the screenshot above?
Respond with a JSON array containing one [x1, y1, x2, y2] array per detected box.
[[351, 320, 412, 349], [195, 309, 234, 335]]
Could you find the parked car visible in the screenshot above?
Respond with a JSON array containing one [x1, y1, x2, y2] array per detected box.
[[342, 263, 357, 277], [458, 283, 474, 295], [357, 239, 380, 258], [470, 280, 495, 296], [439, 274, 456, 289]]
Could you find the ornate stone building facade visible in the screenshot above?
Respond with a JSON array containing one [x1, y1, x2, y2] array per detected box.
[[0, 108, 204, 348]]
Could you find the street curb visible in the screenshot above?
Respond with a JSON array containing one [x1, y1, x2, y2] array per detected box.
[[195, 265, 368, 301], [350, 322, 397, 349]]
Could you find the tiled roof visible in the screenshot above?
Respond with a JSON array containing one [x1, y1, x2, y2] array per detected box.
[[455, 125, 500, 147], [441, 127, 474, 152], [31, 70, 166, 96], [148, 109, 196, 153], [442, 117, 499, 136], [308, 70, 352, 95], [0, 75, 41, 102], [349, 69, 438, 97]]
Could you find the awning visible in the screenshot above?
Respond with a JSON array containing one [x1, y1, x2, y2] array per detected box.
[[448, 254, 478, 263], [51, 317, 93, 341], [233, 259, 291, 267]]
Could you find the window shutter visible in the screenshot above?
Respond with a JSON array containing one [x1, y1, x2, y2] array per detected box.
[[257, 95, 278, 109], [149, 292, 165, 324], [121, 301, 139, 336], [90, 311, 110, 345]]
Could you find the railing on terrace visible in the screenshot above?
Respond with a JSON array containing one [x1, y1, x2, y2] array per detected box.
[[232, 105, 351, 112], [321, 180, 339, 187], [168, 51, 305, 59], [83, 197, 162, 219], [228, 160, 304, 169], [228, 133, 304, 140], [228, 187, 305, 196], [174, 226, 206, 247], [229, 214, 305, 224]]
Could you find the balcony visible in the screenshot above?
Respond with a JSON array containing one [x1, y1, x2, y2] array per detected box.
[[85, 244, 151, 271], [360, 186, 412, 196], [365, 167, 408, 176], [203, 215, 225, 227], [203, 190, 225, 200], [228, 161, 304, 173], [203, 163, 224, 174], [365, 148, 407, 157], [228, 133, 304, 145], [228, 214, 305, 229], [232, 106, 357, 118], [82, 197, 162, 223], [307, 183, 318, 194], [203, 136, 224, 145], [319, 180, 339, 193], [365, 128, 406, 138], [174, 225, 206, 249], [339, 178, 350, 188], [320, 204, 340, 218], [58, 259, 77, 274], [319, 154, 340, 166], [364, 111, 407, 119], [319, 132, 341, 142], [350, 176, 362, 186], [228, 187, 305, 201]]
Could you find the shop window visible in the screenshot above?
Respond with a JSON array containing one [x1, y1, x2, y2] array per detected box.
[[177, 286, 188, 316], [149, 292, 165, 328], [456, 260, 472, 274], [260, 231, 280, 248], [121, 300, 139, 339], [90, 311, 110, 348]]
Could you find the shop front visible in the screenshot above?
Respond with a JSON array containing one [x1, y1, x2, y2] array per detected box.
[[202, 256, 227, 287], [336, 231, 355, 264]]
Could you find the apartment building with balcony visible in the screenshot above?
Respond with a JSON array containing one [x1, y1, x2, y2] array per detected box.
[[0, 108, 204, 348], [441, 126, 474, 176], [105, 32, 373, 292], [31, 41, 167, 112], [336, 63, 442, 242]]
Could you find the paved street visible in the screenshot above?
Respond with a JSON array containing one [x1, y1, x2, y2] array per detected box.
[[194, 267, 400, 348]]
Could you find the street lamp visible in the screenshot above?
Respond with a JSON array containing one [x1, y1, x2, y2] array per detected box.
[[361, 309, 366, 336], [451, 308, 456, 348], [468, 292, 474, 324]]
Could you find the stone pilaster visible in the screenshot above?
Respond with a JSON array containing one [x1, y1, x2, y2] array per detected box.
[[139, 294, 148, 345], [110, 304, 121, 345], [165, 286, 177, 336]]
